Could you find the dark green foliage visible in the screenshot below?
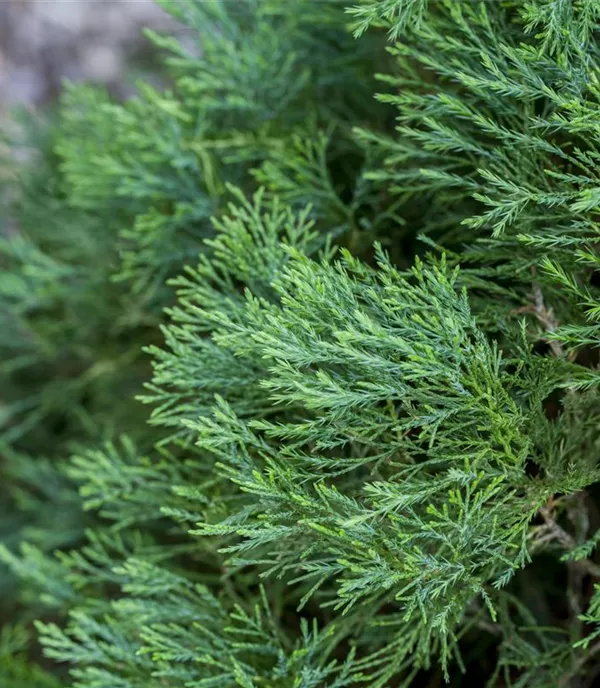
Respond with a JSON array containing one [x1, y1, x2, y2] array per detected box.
[[2, 0, 600, 686]]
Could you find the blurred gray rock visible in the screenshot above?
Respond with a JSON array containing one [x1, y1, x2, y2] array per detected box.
[[0, 0, 178, 110]]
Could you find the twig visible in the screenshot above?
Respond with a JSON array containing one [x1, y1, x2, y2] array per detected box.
[[537, 505, 600, 579], [511, 268, 570, 359]]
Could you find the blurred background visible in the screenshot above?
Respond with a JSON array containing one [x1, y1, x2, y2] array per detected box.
[[0, 0, 178, 111]]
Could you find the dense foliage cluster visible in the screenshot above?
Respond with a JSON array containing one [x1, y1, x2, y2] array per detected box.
[[2, 1, 600, 685]]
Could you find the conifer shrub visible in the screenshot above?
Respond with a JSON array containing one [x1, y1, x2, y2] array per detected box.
[[2, 1, 600, 685]]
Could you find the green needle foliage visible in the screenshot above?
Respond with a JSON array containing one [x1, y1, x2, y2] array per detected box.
[[2, 0, 600, 685]]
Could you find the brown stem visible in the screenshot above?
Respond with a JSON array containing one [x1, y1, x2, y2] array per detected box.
[[537, 505, 600, 578], [532, 279, 564, 358]]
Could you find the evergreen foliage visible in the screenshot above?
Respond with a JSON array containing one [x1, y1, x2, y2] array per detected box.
[[2, 0, 600, 685]]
